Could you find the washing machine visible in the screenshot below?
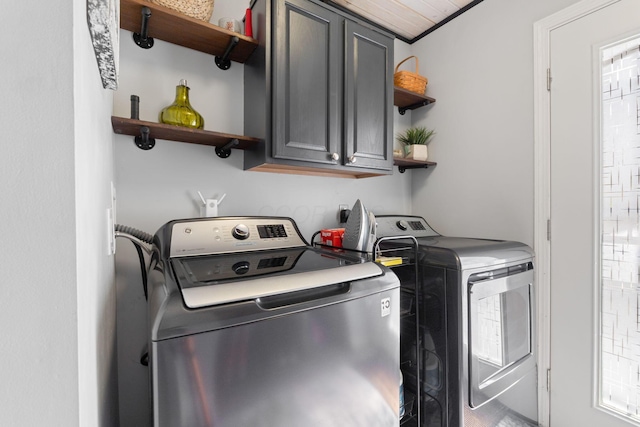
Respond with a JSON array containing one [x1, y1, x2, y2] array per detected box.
[[146, 216, 401, 427], [376, 215, 537, 427]]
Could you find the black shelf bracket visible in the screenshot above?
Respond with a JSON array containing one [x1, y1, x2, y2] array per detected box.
[[215, 36, 240, 70], [133, 6, 154, 49], [398, 164, 432, 173], [398, 100, 433, 115], [135, 126, 156, 150], [215, 139, 239, 158], [130, 94, 155, 150]]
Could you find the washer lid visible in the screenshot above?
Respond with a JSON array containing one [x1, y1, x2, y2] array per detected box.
[[376, 215, 533, 269], [172, 248, 383, 308], [415, 236, 534, 270]]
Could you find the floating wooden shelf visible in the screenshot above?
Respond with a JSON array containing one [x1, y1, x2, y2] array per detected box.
[[111, 116, 261, 150], [393, 156, 437, 173], [393, 86, 436, 115], [120, 0, 258, 63]]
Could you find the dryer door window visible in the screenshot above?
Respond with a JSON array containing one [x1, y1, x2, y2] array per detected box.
[[468, 264, 535, 408]]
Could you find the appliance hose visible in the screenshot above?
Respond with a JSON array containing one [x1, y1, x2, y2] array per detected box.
[[310, 230, 321, 245], [115, 224, 154, 246], [115, 224, 154, 299]]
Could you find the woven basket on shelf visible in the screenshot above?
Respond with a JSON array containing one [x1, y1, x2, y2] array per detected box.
[[394, 56, 428, 95], [150, 0, 214, 21]]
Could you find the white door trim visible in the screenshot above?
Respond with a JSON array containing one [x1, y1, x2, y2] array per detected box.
[[533, 1, 620, 426]]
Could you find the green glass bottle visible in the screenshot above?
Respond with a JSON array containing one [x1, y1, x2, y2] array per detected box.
[[159, 79, 204, 129]]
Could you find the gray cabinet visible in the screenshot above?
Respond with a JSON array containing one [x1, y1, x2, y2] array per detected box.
[[344, 20, 394, 171], [244, 0, 394, 178], [272, 0, 341, 165]]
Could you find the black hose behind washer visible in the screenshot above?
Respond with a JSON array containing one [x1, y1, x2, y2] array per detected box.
[[115, 224, 154, 299]]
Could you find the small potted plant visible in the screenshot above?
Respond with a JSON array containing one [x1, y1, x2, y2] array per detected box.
[[396, 126, 435, 161]]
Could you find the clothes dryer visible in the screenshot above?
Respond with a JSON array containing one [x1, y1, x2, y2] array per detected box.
[[376, 215, 537, 427]]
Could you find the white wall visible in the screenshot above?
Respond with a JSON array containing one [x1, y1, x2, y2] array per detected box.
[[74, 0, 119, 426], [113, 2, 413, 425], [408, 0, 580, 246], [0, 1, 78, 425], [0, 0, 117, 426]]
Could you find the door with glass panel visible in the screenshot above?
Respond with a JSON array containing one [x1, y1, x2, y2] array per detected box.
[[550, 0, 640, 425]]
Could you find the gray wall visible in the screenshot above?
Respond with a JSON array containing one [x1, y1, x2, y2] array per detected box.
[[0, 0, 117, 426], [408, 0, 580, 246], [407, 1, 581, 417]]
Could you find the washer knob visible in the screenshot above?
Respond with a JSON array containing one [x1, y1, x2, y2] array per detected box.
[[232, 261, 250, 275], [232, 224, 250, 240], [396, 220, 408, 231]]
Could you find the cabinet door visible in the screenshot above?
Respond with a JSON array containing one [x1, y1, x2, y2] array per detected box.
[[344, 21, 394, 171], [272, 0, 342, 165]]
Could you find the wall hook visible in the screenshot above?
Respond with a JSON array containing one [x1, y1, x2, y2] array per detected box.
[[133, 6, 154, 49], [215, 138, 239, 158], [214, 36, 240, 70], [135, 126, 156, 150]]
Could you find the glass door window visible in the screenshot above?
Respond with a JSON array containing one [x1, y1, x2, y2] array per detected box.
[[599, 35, 640, 421]]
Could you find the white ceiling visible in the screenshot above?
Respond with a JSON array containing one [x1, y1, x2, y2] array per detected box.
[[326, 0, 482, 42]]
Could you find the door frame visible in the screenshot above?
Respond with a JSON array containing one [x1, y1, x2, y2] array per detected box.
[[533, 1, 620, 426]]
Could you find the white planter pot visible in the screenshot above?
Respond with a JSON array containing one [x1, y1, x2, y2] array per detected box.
[[404, 144, 428, 161]]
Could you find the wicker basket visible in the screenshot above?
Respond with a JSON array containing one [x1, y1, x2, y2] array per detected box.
[[394, 56, 428, 95], [150, 0, 214, 21]]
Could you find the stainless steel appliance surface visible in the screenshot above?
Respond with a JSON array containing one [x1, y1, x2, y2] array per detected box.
[[376, 215, 537, 427], [147, 216, 401, 427]]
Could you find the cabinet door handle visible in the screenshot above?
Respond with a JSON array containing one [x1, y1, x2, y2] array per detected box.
[[331, 153, 340, 161], [348, 155, 357, 164]]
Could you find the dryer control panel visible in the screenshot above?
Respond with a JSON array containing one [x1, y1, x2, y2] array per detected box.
[[376, 215, 439, 238]]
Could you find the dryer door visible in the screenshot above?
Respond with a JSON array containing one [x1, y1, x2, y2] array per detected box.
[[467, 262, 535, 408]]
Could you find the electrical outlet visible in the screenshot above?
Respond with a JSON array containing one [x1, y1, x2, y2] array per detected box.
[[107, 207, 115, 255], [338, 204, 349, 223], [107, 182, 116, 255]]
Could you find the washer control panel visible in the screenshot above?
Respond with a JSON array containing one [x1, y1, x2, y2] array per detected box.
[[376, 215, 439, 238], [169, 217, 307, 257]]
